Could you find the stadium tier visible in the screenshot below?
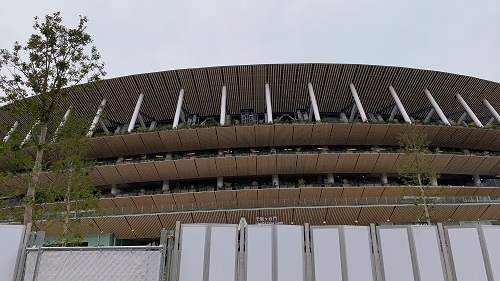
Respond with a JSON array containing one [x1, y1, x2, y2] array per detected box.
[[1, 63, 500, 241]]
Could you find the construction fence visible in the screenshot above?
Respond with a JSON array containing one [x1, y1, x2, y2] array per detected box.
[[22, 246, 165, 281]]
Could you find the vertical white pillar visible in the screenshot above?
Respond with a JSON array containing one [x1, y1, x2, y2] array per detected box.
[[272, 174, 279, 188], [173, 89, 185, 129], [162, 180, 170, 191], [220, 85, 227, 125], [473, 175, 481, 187], [349, 83, 368, 122], [430, 176, 438, 186], [424, 89, 451, 126], [307, 83, 321, 122], [327, 173, 334, 184], [456, 94, 483, 127], [381, 173, 388, 185], [424, 108, 435, 123], [52, 106, 73, 142], [388, 86, 411, 123], [127, 93, 145, 132], [217, 177, 224, 188], [483, 99, 500, 124], [87, 99, 107, 137], [111, 184, 119, 195], [3, 121, 19, 142], [265, 83, 273, 124]]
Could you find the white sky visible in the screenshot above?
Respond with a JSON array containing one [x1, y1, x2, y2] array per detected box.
[[1, 0, 500, 82]]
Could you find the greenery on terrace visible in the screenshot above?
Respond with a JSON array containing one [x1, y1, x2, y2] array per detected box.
[[92, 144, 498, 168], [91, 114, 500, 138]]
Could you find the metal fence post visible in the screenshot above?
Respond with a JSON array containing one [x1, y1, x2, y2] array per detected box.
[[304, 223, 313, 281], [369, 224, 383, 281], [437, 223, 453, 281], [14, 223, 31, 281], [31, 231, 45, 281], [159, 230, 168, 281], [169, 221, 181, 281]]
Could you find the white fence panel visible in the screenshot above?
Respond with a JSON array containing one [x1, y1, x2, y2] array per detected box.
[[311, 227, 342, 281], [379, 227, 414, 281], [481, 225, 500, 279], [276, 225, 304, 281], [0, 225, 25, 281], [411, 225, 446, 281], [208, 225, 238, 281], [179, 224, 207, 281], [246, 225, 273, 281], [447, 227, 488, 281], [343, 226, 374, 281]]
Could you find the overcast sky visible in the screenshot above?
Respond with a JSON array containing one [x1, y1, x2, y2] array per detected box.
[[1, 0, 499, 82]]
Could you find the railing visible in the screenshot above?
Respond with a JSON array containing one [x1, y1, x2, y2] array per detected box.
[[39, 195, 499, 220], [103, 183, 500, 198], [93, 147, 498, 168], [92, 118, 500, 139]]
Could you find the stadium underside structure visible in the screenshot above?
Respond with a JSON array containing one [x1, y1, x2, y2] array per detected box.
[[1, 63, 500, 242]]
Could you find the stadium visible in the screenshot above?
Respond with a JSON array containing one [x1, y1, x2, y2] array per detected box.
[[2, 63, 500, 280]]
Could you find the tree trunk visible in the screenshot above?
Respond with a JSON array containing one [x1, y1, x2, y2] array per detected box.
[[417, 173, 431, 225], [23, 122, 48, 225], [61, 169, 74, 247]]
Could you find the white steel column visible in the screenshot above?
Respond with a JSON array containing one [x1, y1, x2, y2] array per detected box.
[[486, 117, 495, 127], [430, 176, 438, 186], [172, 89, 185, 129], [388, 86, 411, 123], [272, 174, 279, 188], [52, 106, 73, 142], [111, 184, 119, 195], [98, 120, 110, 135], [127, 93, 145, 132], [327, 173, 334, 184], [20, 120, 39, 147], [473, 175, 481, 187], [483, 99, 500, 124], [381, 173, 388, 185], [265, 83, 273, 123], [456, 94, 483, 127], [457, 112, 467, 125], [3, 121, 19, 142], [217, 177, 223, 188], [388, 105, 398, 121], [424, 108, 435, 123], [86, 99, 107, 137], [162, 180, 170, 191], [307, 83, 321, 122], [220, 85, 227, 125], [349, 83, 368, 122], [424, 89, 451, 126], [137, 114, 147, 130], [349, 104, 358, 122]]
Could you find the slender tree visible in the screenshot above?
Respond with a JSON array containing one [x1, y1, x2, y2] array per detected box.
[[42, 115, 101, 246], [398, 125, 438, 224], [0, 12, 105, 224]]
